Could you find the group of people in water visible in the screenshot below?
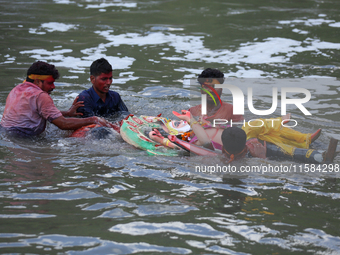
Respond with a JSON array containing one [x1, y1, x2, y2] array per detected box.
[[0, 58, 337, 163]]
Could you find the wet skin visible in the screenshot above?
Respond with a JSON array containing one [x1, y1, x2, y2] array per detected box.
[[201, 78, 222, 104], [38, 77, 56, 94], [91, 72, 113, 102]]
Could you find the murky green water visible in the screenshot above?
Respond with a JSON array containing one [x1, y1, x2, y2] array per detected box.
[[0, 0, 340, 254]]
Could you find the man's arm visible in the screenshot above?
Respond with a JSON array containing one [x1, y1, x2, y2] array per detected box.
[[187, 105, 201, 118], [36, 93, 109, 130], [52, 116, 110, 130], [219, 104, 244, 122], [231, 113, 244, 122], [173, 110, 214, 150]]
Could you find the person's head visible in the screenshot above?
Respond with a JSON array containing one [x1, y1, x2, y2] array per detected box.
[[26, 61, 59, 94], [90, 58, 113, 96], [198, 68, 224, 85], [90, 58, 113, 77], [198, 68, 224, 104], [221, 127, 247, 156]]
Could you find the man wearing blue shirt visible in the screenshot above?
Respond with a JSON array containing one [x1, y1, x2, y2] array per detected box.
[[76, 58, 129, 119]]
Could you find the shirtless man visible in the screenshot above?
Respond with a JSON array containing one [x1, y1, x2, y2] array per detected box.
[[188, 68, 243, 123]]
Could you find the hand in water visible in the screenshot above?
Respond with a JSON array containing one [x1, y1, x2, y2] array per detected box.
[[95, 117, 112, 128], [248, 139, 266, 159]]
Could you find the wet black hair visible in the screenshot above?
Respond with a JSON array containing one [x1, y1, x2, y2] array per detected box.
[[221, 127, 247, 154], [197, 68, 224, 85], [90, 58, 112, 76], [89, 126, 114, 139], [26, 61, 59, 82]]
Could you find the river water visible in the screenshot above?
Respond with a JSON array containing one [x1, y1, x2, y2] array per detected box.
[[0, 0, 340, 254]]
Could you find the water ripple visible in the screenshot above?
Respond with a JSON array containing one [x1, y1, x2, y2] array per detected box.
[[109, 221, 227, 238], [11, 188, 102, 200]]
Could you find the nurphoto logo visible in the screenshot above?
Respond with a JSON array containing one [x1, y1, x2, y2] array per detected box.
[[201, 82, 312, 128]]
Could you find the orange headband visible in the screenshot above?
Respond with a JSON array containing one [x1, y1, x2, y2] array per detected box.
[[28, 74, 53, 80], [223, 146, 247, 163]]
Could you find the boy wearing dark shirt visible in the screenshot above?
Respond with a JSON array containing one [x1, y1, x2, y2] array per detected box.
[[77, 58, 129, 118]]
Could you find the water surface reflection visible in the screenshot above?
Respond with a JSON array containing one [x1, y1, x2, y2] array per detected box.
[[0, 0, 340, 254]]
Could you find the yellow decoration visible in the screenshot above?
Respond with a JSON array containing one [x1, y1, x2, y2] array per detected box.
[[242, 117, 312, 156], [28, 74, 53, 80]]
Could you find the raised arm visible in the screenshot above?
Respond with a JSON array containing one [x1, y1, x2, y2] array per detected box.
[[173, 110, 214, 150], [52, 116, 111, 130]]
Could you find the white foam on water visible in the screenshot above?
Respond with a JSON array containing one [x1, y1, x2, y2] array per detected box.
[[41, 22, 78, 32], [151, 26, 184, 31], [53, 0, 75, 3], [329, 22, 340, 27], [85, 2, 137, 9], [292, 28, 309, 34], [62, 76, 79, 79], [278, 18, 335, 26], [19, 48, 134, 72], [29, 22, 78, 34], [93, 31, 340, 68], [53, 0, 136, 7], [19, 15, 340, 79]]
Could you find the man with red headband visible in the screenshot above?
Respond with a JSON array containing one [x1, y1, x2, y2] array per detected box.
[[1, 61, 110, 137]]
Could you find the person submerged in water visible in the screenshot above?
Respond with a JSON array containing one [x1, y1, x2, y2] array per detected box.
[[148, 111, 292, 153], [170, 110, 336, 163], [74, 58, 131, 133], [76, 58, 130, 119]]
